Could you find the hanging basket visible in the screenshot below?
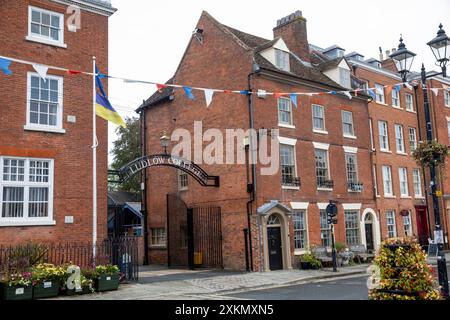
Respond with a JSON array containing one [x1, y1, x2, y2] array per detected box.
[[412, 140, 449, 168]]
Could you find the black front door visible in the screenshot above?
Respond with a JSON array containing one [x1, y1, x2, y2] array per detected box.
[[365, 223, 374, 252], [267, 227, 283, 270]]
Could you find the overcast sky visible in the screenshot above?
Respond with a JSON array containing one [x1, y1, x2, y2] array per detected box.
[[106, 0, 450, 163]]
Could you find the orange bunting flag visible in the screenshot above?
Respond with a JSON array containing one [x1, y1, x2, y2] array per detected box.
[[156, 83, 166, 92]]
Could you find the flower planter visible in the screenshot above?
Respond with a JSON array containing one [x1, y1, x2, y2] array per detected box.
[[1, 284, 33, 301], [95, 274, 119, 292], [33, 281, 60, 299]]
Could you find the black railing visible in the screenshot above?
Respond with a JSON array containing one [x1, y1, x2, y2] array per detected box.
[[348, 182, 364, 192], [0, 237, 139, 282], [282, 176, 301, 187], [317, 179, 334, 189]]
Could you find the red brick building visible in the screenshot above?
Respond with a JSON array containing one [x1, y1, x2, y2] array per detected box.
[[140, 11, 379, 271], [0, 0, 116, 243]]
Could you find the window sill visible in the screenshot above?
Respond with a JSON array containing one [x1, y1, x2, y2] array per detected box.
[[401, 195, 412, 199], [374, 101, 388, 107], [405, 109, 416, 114], [149, 245, 167, 250], [282, 186, 300, 191], [415, 196, 425, 199], [0, 220, 56, 227], [343, 134, 357, 139], [25, 35, 67, 48], [24, 125, 66, 134], [391, 105, 402, 110], [384, 195, 396, 199], [278, 123, 296, 129], [380, 149, 392, 154], [396, 151, 408, 156], [313, 129, 328, 135], [294, 249, 309, 256], [317, 188, 333, 191], [178, 188, 188, 192]]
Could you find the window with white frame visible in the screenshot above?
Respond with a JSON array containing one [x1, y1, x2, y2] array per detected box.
[[391, 89, 400, 107], [342, 111, 355, 136], [280, 144, 296, 186], [386, 210, 397, 238], [275, 49, 290, 72], [28, 6, 64, 45], [369, 119, 375, 150], [408, 127, 417, 153], [27, 73, 63, 130], [375, 83, 385, 104], [405, 93, 414, 111], [373, 165, 379, 196], [399, 167, 409, 197], [0, 157, 53, 224], [413, 169, 423, 197], [378, 121, 389, 151], [339, 68, 351, 88], [444, 90, 449, 107], [320, 210, 332, 247], [447, 121, 450, 140], [395, 124, 405, 153], [315, 149, 331, 189], [278, 98, 293, 126], [178, 170, 188, 190], [345, 153, 358, 184], [344, 210, 360, 246], [403, 212, 412, 236], [293, 210, 307, 250], [382, 165, 393, 196], [150, 228, 166, 246], [312, 105, 326, 131]]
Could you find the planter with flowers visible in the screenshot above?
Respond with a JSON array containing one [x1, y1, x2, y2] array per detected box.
[[1, 272, 33, 300], [31, 264, 65, 299], [94, 265, 120, 292]]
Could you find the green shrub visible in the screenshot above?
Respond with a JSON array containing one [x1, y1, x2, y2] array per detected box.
[[300, 253, 322, 269]]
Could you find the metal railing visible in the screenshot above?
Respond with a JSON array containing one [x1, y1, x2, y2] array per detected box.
[[282, 176, 301, 187], [317, 179, 334, 189], [348, 182, 364, 192]]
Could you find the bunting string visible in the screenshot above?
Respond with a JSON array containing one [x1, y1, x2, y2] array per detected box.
[[1, 54, 449, 109]]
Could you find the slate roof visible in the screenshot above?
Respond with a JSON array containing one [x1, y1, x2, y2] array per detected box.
[[137, 77, 175, 112], [257, 200, 291, 215], [318, 57, 345, 71], [223, 25, 269, 49]]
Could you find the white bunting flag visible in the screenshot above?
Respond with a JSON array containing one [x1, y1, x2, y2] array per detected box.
[[343, 91, 352, 100], [32, 64, 48, 81], [430, 88, 439, 97], [204, 89, 214, 107], [404, 82, 413, 90]]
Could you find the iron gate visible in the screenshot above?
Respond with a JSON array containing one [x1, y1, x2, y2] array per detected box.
[[167, 194, 223, 269]]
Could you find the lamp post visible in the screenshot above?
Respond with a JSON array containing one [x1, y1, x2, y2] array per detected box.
[[390, 24, 450, 298], [160, 131, 170, 154]]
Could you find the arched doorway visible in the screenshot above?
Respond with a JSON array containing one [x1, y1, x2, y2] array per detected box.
[[361, 209, 381, 252]]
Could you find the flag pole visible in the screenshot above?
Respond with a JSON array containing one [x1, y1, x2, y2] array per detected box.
[[92, 56, 97, 264]]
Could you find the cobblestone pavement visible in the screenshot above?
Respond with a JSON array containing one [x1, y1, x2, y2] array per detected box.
[[53, 264, 370, 300]]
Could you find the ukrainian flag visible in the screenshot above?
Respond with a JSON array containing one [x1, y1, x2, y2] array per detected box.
[[95, 66, 126, 128]]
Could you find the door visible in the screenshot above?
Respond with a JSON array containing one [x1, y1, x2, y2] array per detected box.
[[415, 206, 429, 246], [267, 227, 283, 270], [365, 223, 374, 252]]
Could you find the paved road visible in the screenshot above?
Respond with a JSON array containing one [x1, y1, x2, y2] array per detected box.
[[225, 264, 450, 300]]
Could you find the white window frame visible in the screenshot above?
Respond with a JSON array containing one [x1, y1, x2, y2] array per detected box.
[[339, 68, 351, 88], [382, 165, 393, 197], [395, 124, 406, 154], [375, 83, 385, 104], [403, 211, 413, 236], [0, 156, 55, 226], [413, 169, 423, 198], [399, 167, 409, 197], [26, 6, 67, 48], [344, 210, 360, 246], [386, 210, 397, 238], [391, 88, 400, 107], [444, 90, 450, 107], [319, 210, 332, 247], [345, 153, 358, 186], [25, 72, 65, 134], [278, 97, 293, 127], [409, 127, 417, 153], [373, 165, 380, 197], [150, 228, 166, 247], [178, 170, 188, 191], [341, 110, 355, 138], [405, 93, 414, 111], [314, 144, 332, 190], [378, 121, 389, 151], [369, 118, 375, 150], [280, 142, 299, 190], [275, 49, 290, 72], [293, 210, 308, 251], [312, 104, 327, 134], [448, 121, 450, 141]]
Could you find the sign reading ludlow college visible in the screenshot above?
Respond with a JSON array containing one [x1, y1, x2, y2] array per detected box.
[[119, 154, 220, 187]]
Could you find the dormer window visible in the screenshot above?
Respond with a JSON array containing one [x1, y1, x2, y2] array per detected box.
[[275, 49, 290, 72], [339, 68, 351, 88]]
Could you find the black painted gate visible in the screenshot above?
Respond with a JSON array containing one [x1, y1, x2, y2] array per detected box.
[[167, 194, 223, 269]]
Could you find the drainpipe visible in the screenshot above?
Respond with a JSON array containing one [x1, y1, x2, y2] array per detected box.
[[413, 85, 433, 239], [139, 101, 149, 265]]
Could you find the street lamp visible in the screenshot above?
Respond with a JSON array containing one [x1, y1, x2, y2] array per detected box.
[[390, 24, 450, 299], [160, 131, 170, 154]]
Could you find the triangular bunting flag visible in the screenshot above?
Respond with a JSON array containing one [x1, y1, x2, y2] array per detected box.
[[32, 64, 48, 81], [354, 89, 358, 97], [240, 90, 250, 95], [183, 86, 195, 100], [156, 83, 166, 92], [404, 82, 413, 90], [224, 90, 232, 94], [204, 89, 214, 107], [367, 89, 376, 100], [394, 84, 402, 92], [274, 93, 282, 99], [430, 88, 439, 97], [330, 91, 337, 95], [67, 69, 82, 75], [0, 57, 12, 75], [343, 91, 352, 100], [290, 93, 298, 108]]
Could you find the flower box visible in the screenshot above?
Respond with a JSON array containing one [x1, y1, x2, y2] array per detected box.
[[1, 284, 33, 301], [33, 281, 60, 299], [95, 274, 119, 292]]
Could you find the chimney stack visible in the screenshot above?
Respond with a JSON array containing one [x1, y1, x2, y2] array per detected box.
[[273, 10, 310, 63], [385, 50, 391, 60]]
